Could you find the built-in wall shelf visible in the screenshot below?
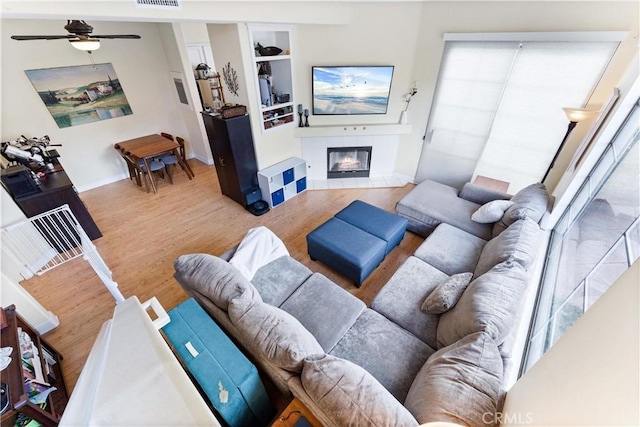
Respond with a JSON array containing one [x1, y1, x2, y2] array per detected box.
[[294, 123, 412, 138]]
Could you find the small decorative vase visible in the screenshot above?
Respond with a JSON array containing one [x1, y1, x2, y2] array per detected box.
[[400, 110, 408, 125], [304, 109, 310, 127]]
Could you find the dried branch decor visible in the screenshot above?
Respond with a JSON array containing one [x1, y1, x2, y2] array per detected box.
[[222, 62, 239, 97]]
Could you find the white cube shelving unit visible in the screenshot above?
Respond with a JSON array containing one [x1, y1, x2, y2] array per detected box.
[[258, 157, 307, 208]]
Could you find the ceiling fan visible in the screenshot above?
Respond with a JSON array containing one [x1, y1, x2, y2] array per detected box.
[[11, 20, 141, 53]]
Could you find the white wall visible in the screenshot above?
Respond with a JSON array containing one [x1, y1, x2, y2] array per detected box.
[[1, 19, 189, 193], [501, 260, 639, 426]]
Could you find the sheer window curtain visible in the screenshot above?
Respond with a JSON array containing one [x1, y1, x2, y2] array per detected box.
[[417, 38, 619, 193]]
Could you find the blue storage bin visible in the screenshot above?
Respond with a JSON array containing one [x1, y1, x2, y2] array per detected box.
[[271, 188, 285, 206], [163, 298, 274, 427], [282, 168, 295, 185], [296, 177, 307, 194]]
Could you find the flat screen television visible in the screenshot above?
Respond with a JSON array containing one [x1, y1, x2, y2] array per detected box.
[[312, 66, 394, 115]]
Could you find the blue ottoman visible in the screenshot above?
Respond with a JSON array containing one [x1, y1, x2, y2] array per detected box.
[[335, 200, 408, 255], [307, 217, 386, 286]]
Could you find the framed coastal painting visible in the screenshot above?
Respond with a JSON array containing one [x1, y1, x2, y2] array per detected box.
[[25, 63, 132, 129], [312, 65, 394, 115]]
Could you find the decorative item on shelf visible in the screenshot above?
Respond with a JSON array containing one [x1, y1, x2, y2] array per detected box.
[[223, 62, 240, 97], [255, 42, 282, 57], [400, 81, 418, 124], [275, 93, 290, 103], [304, 109, 310, 127], [298, 104, 304, 127], [220, 104, 247, 119], [195, 63, 214, 80]]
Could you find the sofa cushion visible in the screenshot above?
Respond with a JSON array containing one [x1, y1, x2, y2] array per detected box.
[[174, 254, 262, 311], [228, 298, 324, 372], [493, 182, 550, 236], [414, 223, 487, 276], [437, 260, 527, 348], [302, 354, 419, 427], [371, 256, 446, 349], [459, 181, 511, 205], [404, 332, 503, 426], [471, 199, 514, 223], [421, 272, 473, 314], [330, 309, 435, 402], [474, 218, 541, 278], [395, 179, 494, 240], [251, 256, 312, 306], [280, 273, 366, 352]]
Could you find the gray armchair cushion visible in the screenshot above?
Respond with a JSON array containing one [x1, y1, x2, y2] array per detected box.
[[280, 273, 365, 352], [459, 181, 511, 205], [396, 179, 494, 240], [251, 255, 312, 306], [302, 354, 419, 427], [404, 332, 503, 426], [414, 223, 487, 276], [437, 260, 527, 348], [228, 298, 324, 372], [421, 272, 473, 314], [493, 182, 550, 236], [371, 256, 446, 349], [474, 218, 541, 278], [330, 309, 435, 402], [174, 253, 262, 311]]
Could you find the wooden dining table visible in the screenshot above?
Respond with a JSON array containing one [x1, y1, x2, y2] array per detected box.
[[114, 134, 193, 193]]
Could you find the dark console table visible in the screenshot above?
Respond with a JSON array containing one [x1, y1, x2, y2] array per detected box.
[[4, 167, 102, 240]]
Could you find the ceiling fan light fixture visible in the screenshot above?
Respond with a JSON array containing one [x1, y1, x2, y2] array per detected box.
[[69, 38, 100, 52]]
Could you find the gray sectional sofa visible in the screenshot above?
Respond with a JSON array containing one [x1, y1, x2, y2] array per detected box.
[[173, 181, 551, 426]]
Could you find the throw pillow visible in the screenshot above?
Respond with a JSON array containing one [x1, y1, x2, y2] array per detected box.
[[228, 298, 324, 373], [493, 182, 550, 236], [173, 253, 262, 311], [471, 200, 514, 223], [437, 260, 527, 348], [421, 272, 473, 314], [301, 354, 419, 426], [404, 332, 503, 426]]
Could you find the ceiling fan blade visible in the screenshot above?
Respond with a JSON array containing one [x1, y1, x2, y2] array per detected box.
[[11, 35, 74, 41], [93, 34, 141, 39]]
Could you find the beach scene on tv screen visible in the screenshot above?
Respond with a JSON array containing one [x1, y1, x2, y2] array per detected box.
[[313, 66, 394, 115]]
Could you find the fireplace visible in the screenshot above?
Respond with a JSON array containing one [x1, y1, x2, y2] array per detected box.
[[327, 146, 372, 179]]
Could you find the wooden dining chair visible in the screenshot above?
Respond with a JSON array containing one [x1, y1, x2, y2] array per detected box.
[[158, 135, 195, 178], [115, 146, 142, 187]]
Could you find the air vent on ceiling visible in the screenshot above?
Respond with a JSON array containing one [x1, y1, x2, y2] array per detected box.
[[135, 0, 181, 9]]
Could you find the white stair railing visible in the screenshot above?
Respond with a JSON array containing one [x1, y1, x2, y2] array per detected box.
[[1, 204, 124, 302]]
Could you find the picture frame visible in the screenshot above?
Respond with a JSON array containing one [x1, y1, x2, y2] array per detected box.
[[24, 63, 132, 129], [312, 66, 394, 115]]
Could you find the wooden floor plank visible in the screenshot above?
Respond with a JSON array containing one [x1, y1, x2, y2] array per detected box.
[[19, 160, 421, 395]]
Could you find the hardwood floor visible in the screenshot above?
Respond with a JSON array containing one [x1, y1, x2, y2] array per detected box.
[[20, 159, 423, 395]]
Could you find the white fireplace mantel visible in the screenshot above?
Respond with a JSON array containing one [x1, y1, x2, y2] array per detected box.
[[299, 124, 410, 180], [294, 123, 412, 138]]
